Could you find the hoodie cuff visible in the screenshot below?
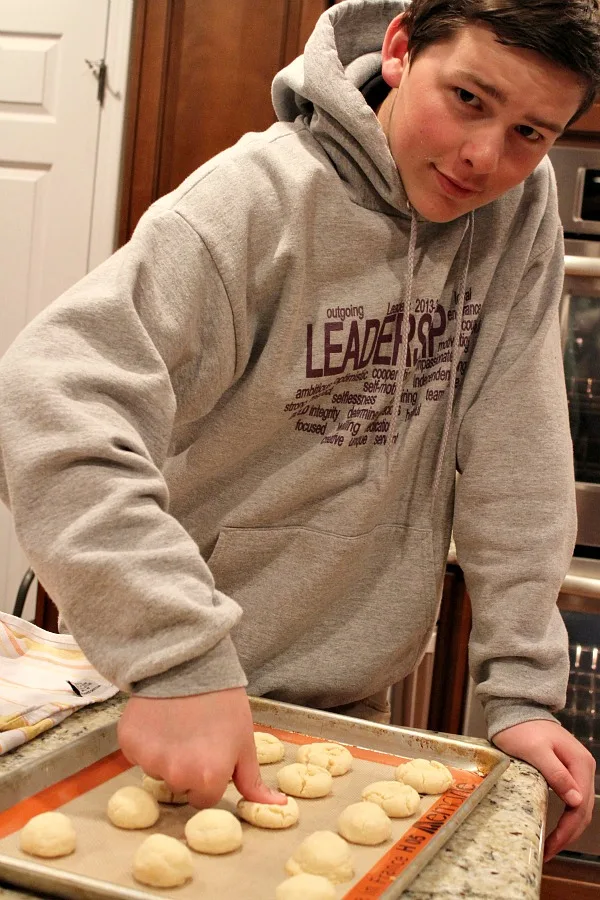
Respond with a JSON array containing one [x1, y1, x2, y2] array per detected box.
[[130, 634, 248, 698], [484, 699, 560, 742]]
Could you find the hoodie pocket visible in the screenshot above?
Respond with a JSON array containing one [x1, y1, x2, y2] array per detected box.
[[207, 523, 438, 703]]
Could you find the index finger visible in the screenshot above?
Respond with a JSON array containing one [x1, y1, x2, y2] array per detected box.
[[232, 730, 287, 805]]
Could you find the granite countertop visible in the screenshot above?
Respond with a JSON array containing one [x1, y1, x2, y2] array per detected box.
[[0, 695, 547, 900]]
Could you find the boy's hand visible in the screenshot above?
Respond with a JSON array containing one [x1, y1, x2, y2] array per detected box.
[[492, 720, 595, 861], [117, 687, 287, 809]]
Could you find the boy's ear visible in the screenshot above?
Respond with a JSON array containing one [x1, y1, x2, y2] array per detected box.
[[381, 15, 410, 89]]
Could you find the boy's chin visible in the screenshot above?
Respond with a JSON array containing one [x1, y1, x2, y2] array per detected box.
[[410, 200, 479, 224]]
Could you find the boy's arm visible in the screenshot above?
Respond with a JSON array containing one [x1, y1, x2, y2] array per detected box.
[[0, 208, 282, 806], [0, 210, 240, 693], [453, 231, 594, 855]]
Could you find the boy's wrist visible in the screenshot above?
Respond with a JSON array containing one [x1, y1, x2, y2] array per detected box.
[[483, 698, 559, 743]]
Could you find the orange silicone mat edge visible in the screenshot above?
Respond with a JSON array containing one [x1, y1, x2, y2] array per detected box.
[[0, 750, 132, 838]]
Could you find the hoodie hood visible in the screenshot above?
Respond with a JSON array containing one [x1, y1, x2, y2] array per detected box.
[[272, 0, 412, 214]]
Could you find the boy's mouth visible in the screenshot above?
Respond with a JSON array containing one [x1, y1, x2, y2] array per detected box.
[[433, 166, 481, 198]]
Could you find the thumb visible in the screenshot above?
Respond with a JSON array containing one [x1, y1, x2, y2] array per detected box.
[[541, 753, 583, 808], [232, 741, 287, 805]]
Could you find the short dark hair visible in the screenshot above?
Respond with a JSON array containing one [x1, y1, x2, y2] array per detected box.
[[401, 0, 600, 123]]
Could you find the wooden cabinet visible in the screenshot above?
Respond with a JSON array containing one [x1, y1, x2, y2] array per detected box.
[[427, 565, 472, 734], [119, 0, 333, 244], [34, 583, 58, 633], [566, 102, 600, 137], [542, 856, 600, 899]]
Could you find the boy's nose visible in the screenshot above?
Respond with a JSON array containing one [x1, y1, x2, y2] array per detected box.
[[459, 127, 503, 175]]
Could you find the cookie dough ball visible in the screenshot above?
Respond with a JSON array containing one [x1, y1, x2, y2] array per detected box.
[[296, 742, 353, 776], [133, 834, 194, 888], [276, 873, 336, 900], [20, 812, 76, 859], [142, 774, 188, 805], [395, 758, 453, 794], [107, 785, 160, 829], [338, 801, 392, 845], [285, 830, 354, 883], [185, 808, 242, 854], [362, 780, 421, 817], [254, 731, 285, 764], [237, 795, 299, 829], [277, 763, 332, 798]]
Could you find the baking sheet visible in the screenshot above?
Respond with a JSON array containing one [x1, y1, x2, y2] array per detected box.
[[0, 697, 509, 899]]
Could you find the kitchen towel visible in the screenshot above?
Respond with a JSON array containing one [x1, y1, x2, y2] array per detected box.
[[0, 611, 118, 753]]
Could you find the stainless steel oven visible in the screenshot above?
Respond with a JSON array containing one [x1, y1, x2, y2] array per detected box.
[[533, 144, 600, 869], [549, 143, 600, 551]]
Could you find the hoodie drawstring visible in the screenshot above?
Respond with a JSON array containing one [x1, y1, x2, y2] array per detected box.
[[386, 208, 418, 475], [385, 209, 475, 500], [431, 210, 474, 505]]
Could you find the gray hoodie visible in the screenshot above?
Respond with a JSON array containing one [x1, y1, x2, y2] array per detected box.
[[0, 0, 575, 739]]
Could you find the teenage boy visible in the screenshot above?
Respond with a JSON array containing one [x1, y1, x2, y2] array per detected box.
[[0, 0, 598, 859]]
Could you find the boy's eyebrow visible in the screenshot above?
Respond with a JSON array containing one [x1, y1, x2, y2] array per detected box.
[[454, 69, 564, 134]]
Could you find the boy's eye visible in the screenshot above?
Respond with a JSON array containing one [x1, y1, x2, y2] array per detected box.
[[456, 88, 480, 107], [515, 124, 542, 142]]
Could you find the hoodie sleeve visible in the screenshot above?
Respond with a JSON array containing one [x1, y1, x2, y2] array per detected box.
[[0, 207, 248, 697], [453, 226, 576, 741]]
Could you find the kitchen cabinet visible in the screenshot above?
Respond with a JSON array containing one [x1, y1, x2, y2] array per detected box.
[[34, 583, 58, 633], [542, 856, 600, 899], [427, 565, 472, 734], [118, 0, 334, 244], [567, 101, 600, 136]]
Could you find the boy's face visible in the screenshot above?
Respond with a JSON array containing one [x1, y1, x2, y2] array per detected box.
[[377, 19, 585, 222]]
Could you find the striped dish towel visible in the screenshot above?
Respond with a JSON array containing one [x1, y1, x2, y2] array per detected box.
[[0, 611, 118, 754]]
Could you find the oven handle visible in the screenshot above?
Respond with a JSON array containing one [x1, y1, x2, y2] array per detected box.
[[565, 255, 600, 276]]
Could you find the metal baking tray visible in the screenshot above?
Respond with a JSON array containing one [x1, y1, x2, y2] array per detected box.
[[0, 697, 509, 899]]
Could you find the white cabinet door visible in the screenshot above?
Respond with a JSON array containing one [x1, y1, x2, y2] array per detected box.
[[0, 0, 111, 615]]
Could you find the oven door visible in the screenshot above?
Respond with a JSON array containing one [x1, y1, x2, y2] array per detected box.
[[562, 251, 600, 550]]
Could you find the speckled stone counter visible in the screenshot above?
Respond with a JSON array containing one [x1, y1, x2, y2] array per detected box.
[[0, 697, 547, 899]]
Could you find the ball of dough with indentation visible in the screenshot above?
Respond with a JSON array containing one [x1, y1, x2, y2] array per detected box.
[[254, 731, 285, 764], [276, 873, 337, 900], [395, 758, 453, 794], [277, 763, 332, 798], [338, 801, 392, 845], [285, 830, 354, 883], [237, 795, 299, 829], [132, 833, 193, 888], [107, 785, 159, 829], [362, 780, 421, 817], [20, 811, 76, 859], [296, 742, 353, 776], [185, 808, 242, 854], [141, 774, 188, 805]]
